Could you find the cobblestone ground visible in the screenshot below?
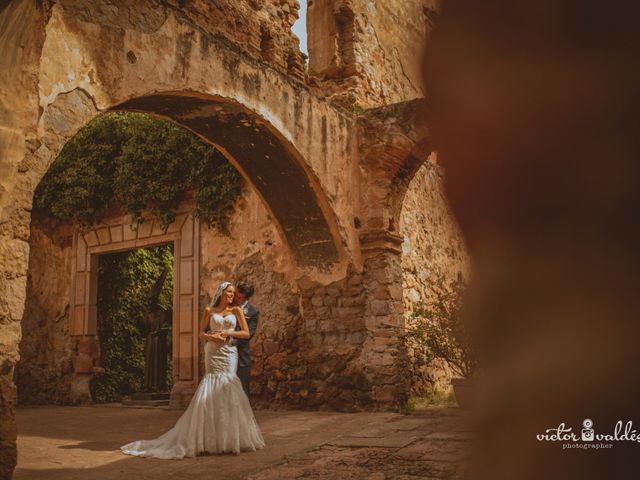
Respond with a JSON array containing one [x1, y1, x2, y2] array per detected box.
[[247, 407, 471, 480], [15, 405, 470, 480]]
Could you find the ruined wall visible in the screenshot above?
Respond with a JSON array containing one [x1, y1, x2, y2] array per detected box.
[[198, 184, 306, 405], [400, 155, 468, 313], [308, 0, 438, 109], [199, 186, 375, 411], [400, 155, 469, 393], [15, 219, 75, 405], [35, 0, 360, 276], [17, 182, 311, 408], [56, 0, 306, 80], [0, 1, 47, 477], [175, 0, 306, 79], [206, 197, 407, 411], [16, 178, 406, 412], [199, 185, 297, 298]]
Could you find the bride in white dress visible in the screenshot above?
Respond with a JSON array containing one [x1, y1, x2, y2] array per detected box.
[[121, 281, 265, 458]]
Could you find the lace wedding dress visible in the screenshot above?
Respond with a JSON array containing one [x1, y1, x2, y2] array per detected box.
[[121, 313, 265, 458]]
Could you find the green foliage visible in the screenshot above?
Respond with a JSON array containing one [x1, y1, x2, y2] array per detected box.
[[402, 276, 477, 379], [91, 244, 174, 403], [34, 112, 241, 230], [419, 387, 455, 406], [398, 397, 416, 415]]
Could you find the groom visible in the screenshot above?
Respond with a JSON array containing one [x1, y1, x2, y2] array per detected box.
[[233, 282, 259, 399]]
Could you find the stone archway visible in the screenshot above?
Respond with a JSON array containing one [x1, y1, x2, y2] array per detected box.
[[358, 99, 470, 397], [70, 208, 199, 408], [35, 86, 351, 411], [113, 92, 340, 269], [15, 80, 354, 412]]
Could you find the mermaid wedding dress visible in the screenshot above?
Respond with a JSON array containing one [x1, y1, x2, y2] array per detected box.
[[121, 313, 265, 458]]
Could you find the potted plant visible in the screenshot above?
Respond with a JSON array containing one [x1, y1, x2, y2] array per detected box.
[[402, 276, 477, 408]]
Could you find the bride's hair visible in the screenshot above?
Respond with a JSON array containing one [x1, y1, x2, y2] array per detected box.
[[209, 281, 233, 308]]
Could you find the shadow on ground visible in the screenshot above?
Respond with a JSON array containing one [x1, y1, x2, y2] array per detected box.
[[16, 405, 470, 480]]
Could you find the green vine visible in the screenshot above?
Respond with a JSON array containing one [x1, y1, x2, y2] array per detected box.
[[401, 276, 477, 379], [34, 112, 242, 230], [91, 244, 174, 403]]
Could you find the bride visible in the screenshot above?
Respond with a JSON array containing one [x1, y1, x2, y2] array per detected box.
[[121, 281, 265, 458]]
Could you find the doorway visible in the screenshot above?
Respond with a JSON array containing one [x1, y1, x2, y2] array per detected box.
[[91, 244, 174, 403]]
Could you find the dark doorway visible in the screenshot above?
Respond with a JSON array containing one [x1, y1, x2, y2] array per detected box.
[[91, 243, 174, 403]]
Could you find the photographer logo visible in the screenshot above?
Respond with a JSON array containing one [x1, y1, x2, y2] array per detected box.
[[536, 418, 640, 450]]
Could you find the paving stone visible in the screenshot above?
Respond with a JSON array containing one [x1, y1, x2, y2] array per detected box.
[[15, 405, 469, 480], [385, 418, 432, 430], [421, 431, 472, 442], [327, 433, 421, 448]]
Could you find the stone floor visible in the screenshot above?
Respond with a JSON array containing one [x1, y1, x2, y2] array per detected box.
[[15, 404, 471, 480]]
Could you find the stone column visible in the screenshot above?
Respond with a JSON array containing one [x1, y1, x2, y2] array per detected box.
[[358, 229, 410, 408], [0, 2, 47, 475], [0, 238, 29, 480]]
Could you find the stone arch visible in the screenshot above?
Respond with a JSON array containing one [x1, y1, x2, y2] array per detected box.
[[31, 0, 361, 279], [358, 99, 431, 236], [388, 138, 435, 227], [358, 99, 469, 397], [112, 91, 341, 270], [22, 86, 349, 407], [36, 87, 344, 274]]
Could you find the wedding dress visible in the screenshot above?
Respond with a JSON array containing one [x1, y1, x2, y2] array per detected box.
[[120, 313, 265, 458]]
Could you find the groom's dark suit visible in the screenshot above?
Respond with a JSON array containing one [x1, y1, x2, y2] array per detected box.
[[235, 301, 259, 398]]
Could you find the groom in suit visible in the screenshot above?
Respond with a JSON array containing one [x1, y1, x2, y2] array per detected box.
[[233, 282, 259, 399]]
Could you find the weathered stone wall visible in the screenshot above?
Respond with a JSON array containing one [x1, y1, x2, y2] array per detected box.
[[399, 154, 469, 393], [175, 0, 306, 79], [0, 1, 47, 477], [16, 185, 298, 406], [35, 0, 359, 277], [15, 219, 75, 405], [55, 0, 306, 80], [400, 155, 468, 313], [198, 184, 306, 405], [308, 0, 438, 109], [17, 181, 404, 412]]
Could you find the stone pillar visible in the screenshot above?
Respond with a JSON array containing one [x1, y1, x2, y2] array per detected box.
[[0, 238, 29, 480], [0, 2, 47, 474], [359, 229, 410, 408]]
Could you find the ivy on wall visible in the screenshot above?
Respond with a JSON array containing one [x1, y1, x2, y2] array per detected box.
[[91, 244, 174, 403], [34, 112, 242, 230]]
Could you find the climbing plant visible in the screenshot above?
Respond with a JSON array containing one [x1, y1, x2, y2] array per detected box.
[[34, 112, 242, 230], [401, 276, 477, 379], [91, 244, 174, 403]]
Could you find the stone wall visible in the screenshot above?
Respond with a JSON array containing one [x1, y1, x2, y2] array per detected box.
[[0, 1, 47, 477], [34, 0, 359, 276], [56, 0, 307, 81], [17, 181, 410, 412], [15, 219, 75, 405], [176, 0, 306, 79], [308, 0, 439, 109], [399, 154, 469, 393], [16, 184, 298, 406]]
